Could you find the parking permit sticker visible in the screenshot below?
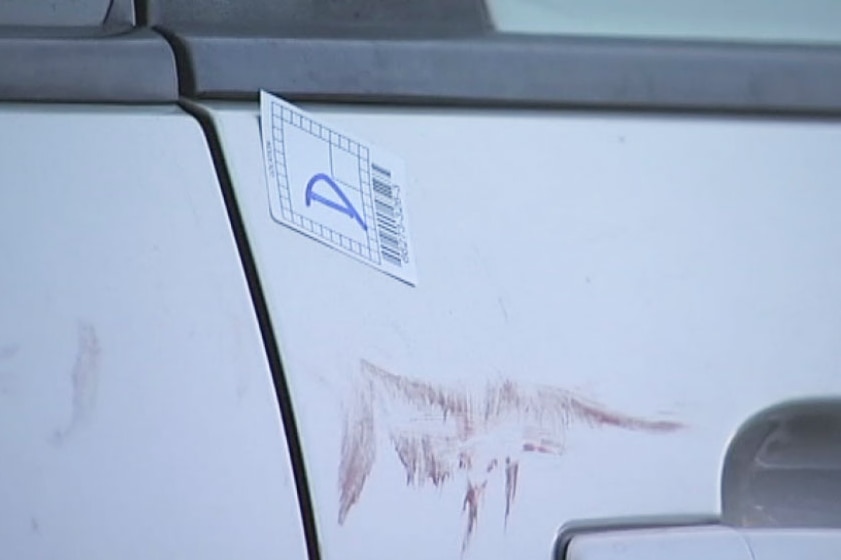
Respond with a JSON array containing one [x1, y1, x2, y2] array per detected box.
[[259, 91, 417, 286]]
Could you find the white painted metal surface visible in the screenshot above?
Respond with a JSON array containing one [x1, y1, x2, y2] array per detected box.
[[0, 105, 307, 560], [205, 101, 841, 560], [743, 529, 841, 560]]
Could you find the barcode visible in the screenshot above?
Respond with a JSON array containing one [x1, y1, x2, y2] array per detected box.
[[371, 163, 404, 267]]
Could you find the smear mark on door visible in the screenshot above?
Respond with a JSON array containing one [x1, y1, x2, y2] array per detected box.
[[339, 359, 683, 554], [52, 322, 101, 444]]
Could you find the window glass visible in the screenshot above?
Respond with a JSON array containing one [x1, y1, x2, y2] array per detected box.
[[488, 0, 841, 45], [0, 0, 111, 26]]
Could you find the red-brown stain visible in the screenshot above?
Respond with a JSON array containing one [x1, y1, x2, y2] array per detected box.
[[462, 480, 487, 554], [338, 359, 684, 553], [504, 457, 518, 527], [338, 381, 375, 524]]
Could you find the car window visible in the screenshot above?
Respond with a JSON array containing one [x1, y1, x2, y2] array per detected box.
[[0, 0, 113, 26], [489, 0, 841, 44]]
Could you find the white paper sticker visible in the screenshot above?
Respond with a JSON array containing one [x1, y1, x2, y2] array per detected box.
[[259, 91, 417, 286]]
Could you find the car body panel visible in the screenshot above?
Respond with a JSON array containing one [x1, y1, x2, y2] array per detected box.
[[203, 100, 841, 559], [0, 105, 307, 560]]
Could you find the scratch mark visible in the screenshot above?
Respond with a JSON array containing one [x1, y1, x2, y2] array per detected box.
[[52, 322, 100, 445], [338, 359, 684, 553]]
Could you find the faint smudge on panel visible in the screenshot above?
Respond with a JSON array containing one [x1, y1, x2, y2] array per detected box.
[[497, 297, 509, 324], [0, 343, 19, 395], [338, 359, 684, 554], [0, 343, 19, 361], [52, 322, 101, 444]]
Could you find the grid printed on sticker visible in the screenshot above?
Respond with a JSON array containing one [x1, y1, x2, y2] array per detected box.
[[268, 100, 409, 269]]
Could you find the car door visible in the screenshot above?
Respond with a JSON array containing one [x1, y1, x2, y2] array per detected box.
[[0, 3, 308, 559], [144, 1, 841, 559]]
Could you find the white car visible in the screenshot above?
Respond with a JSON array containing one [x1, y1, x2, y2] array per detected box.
[[2, 1, 841, 559]]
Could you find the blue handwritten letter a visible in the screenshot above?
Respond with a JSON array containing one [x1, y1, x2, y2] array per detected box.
[[305, 173, 367, 231]]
